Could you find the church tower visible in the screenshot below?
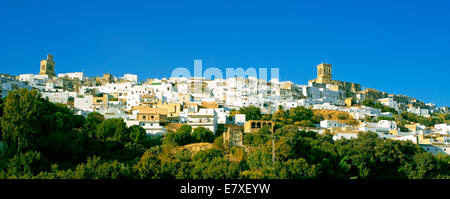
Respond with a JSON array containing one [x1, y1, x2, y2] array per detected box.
[[39, 54, 55, 77], [316, 63, 332, 84]]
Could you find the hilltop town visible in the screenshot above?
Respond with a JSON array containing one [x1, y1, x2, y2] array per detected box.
[[1, 54, 449, 156]]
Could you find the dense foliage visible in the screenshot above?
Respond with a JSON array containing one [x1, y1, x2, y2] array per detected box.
[[238, 105, 262, 121], [0, 88, 448, 179], [272, 105, 323, 128]]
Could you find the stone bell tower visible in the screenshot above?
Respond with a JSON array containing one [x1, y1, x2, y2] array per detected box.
[[39, 54, 55, 77], [316, 63, 332, 84]]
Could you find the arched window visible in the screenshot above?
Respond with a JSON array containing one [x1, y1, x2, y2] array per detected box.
[[256, 122, 261, 128], [251, 122, 256, 128]]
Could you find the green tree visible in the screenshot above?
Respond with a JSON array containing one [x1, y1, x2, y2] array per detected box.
[[85, 112, 105, 137], [246, 149, 273, 170], [333, 132, 430, 179], [191, 127, 215, 143], [239, 105, 262, 120], [294, 120, 315, 127], [362, 99, 375, 107], [1, 89, 48, 155], [134, 147, 162, 179], [288, 106, 314, 123], [142, 134, 163, 148], [276, 158, 319, 179], [128, 125, 146, 144], [5, 151, 48, 178], [190, 148, 242, 179], [96, 118, 129, 144], [243, 126, 271, 147], [311, 114, 324, 124], [1, 88, 83, 160], [401, 152, 440, 179], [70, 156, 132, 179], [377, 116, 395, 121], [163, 125, 193, 146]]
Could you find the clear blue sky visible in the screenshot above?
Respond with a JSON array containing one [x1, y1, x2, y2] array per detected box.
[[0, 0, 449, 107]]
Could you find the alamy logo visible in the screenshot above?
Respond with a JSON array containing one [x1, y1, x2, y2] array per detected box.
[[171, 60, 280, 82]]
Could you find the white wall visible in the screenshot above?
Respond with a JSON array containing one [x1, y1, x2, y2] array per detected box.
[[74, 95, 93, 111]]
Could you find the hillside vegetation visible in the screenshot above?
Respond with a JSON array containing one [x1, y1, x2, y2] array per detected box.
[[312, 109, 360, 126], [0, 89, 449, 179]]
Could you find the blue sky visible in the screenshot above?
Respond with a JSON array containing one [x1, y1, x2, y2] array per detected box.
[[0, 0, 449, 107]]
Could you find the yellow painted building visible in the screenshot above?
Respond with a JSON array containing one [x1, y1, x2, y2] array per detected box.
[[345, 97, 354, 107], [179, 93, 191, 103], [92, 94, 108, 106], [141, 94, 158, 105], [201, 101, 218, 109], [184, 102, 199, 113], [156, 101, 181, 118], [244, 120, 274, 133], [405, 123, 421, 132], [136, 106, 167, 123], [418, 133, 449, 145], [132, 98, 182, 119]]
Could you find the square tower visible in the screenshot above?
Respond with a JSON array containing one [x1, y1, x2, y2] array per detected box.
[[39, 54, 55, 77], [316, 63, 332, 84]]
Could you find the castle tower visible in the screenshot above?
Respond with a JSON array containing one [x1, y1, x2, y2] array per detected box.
[[39, 54, 55, 77], [316, 63, 332, 84]]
